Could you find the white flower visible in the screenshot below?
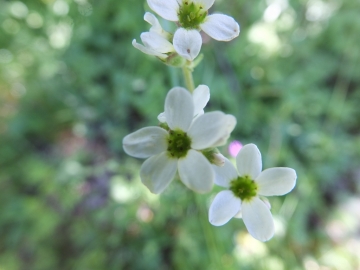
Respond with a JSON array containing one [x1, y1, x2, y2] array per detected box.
[[147, 0, 240, 60], [208, 143, 297, 241], [157, 84, 210, 122], [123, 87, 236, 194], [132, 12, 175, 58]]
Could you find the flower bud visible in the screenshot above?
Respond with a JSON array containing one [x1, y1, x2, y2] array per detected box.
[[201, 148, 225, 166], [211, 152, 225, 166]]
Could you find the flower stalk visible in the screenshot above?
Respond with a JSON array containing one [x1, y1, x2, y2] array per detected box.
[[182, 62, 195, 93]]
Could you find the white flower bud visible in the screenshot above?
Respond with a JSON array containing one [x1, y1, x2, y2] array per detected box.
[[212, 152, 225, 167]]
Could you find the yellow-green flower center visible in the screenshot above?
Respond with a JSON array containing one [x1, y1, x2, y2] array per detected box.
[[167, 129, 192, 158], [229, 176, 258, 201], [178, 1, 207, 29]]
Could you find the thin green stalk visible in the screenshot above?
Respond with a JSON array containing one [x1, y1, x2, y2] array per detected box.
[[181, 64, 222, 268], [192, 192, 222, 269], [182, 63, 195, 92]]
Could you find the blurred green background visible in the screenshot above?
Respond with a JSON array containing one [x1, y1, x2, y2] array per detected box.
[[1, 0, 360, 269]]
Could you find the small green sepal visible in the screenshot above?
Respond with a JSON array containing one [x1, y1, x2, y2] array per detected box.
[[159, 122, 170, 131], [164, 53, 187, 67]]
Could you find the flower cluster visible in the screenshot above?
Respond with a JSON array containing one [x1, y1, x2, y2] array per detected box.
[[133, 0, 240, 63], [123, 0, 297, 242], [123, 87, 236, 194]]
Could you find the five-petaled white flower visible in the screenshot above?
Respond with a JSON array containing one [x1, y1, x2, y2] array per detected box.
[[132, 12, 175, 59], [158, 84, 210, 123], [208, 143, 297, 241], [123, 87, 236, 194], [147, 0, 240, 61]]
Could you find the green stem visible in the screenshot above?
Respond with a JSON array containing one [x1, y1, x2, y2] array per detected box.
[[181, 60, 222, 267], [192, 192, 222, 268], [182, 62, 195, 92]]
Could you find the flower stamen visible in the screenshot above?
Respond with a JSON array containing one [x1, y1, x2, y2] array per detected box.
[[230, 175, 258, 201], [167, 129, 192, 158], [178, 1, 207, 29]]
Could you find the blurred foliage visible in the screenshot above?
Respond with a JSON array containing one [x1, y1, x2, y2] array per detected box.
[[0, 0, 360, 269]]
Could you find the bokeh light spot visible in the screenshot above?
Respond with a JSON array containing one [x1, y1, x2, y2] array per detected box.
[[228, 140, 243, 157]]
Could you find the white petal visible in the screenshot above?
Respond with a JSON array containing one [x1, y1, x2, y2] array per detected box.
[[242, 197, 274, 242], [177, 149, 214, 193], [260, 197, 271, 210], [193, 110, 204, 122], [208, 190, 241, 226], [211, 114, 237, 147], [157, 112, 166, 123], [193, 0, 215, 10], [173, 28, 202, 61], [132, 39, 167, 58], [201, 14, 240, 41], [256, 168, 297, 196], [212, 158, 238, 188], [141, 32, 174, 53], [188, 112, 236, 150], [147, 0, 179, 21], [144, 12, 162, 31], [165, 87, 194, 131], [236, 143, 262, 179], [193, 84, 210, 116], [144, 12, 171, 39], [123, 127, 168, 158], [140, 152, 177, 194], [144, 12, 162, 32]]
